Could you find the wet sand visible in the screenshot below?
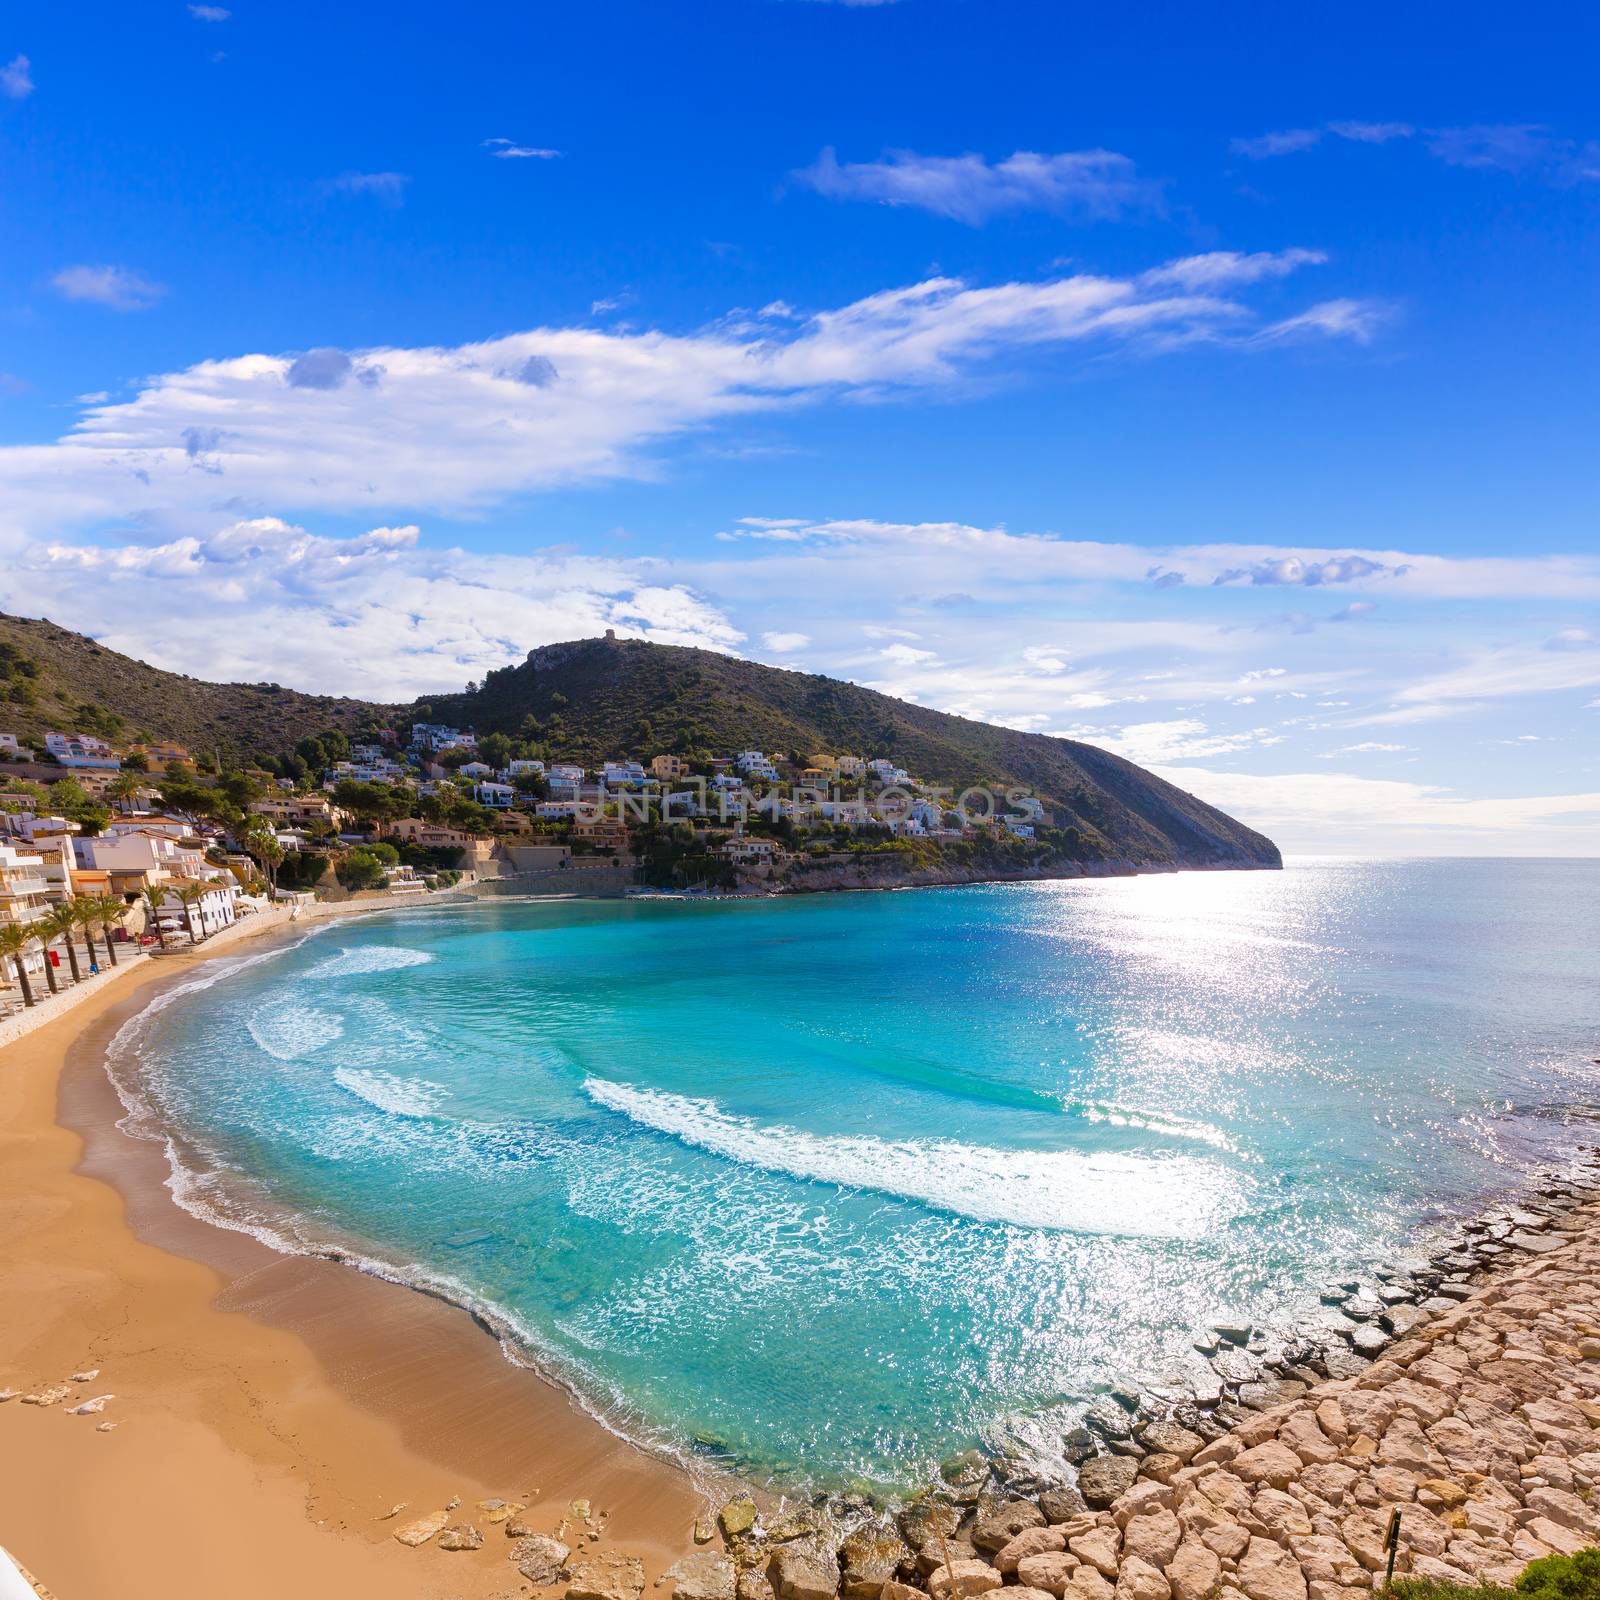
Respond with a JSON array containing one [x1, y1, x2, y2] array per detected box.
[[0, 914, 703, 1600]]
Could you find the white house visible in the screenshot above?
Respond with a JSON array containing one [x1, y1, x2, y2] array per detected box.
[[45, 732, 121, 770], [474, 781, 516, 808], [458, 760, 493, 779], [507, 759, 546, 777], [536, 800, 581, 819], [735, 750, 780, 780], [602, 760, 647, 787], [0, 734, 31, 759], [155, 878, 240, 939]]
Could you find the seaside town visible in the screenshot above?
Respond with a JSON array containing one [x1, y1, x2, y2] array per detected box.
[[0, 717, 1062, 1011]]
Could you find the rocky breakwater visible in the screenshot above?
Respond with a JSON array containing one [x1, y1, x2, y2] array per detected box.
[[690, 1174, 1600, 1600]]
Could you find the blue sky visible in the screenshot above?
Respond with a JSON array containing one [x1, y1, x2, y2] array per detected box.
[[1, 0, 1597, 853]]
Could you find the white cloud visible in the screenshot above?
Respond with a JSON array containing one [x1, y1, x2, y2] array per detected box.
[[761, 630, 811, 652], [329, 171, 409, 204], [188, 4, 231, 19], [1142, 249, 1327, 289], [795, 146, 1163, 224], [1232, 122, 1414, 159], [0, 260, 1371, 540], [1427, 124, 1600, 183], [50, 264, 167, 312], [0, 53, 32, 99], [1319, 741, 1410, 757], [1158, 764, 1600, 856], [10, 517, 743, 698], [1394, 637, 1600, 704], [484, 138, 562, 160], [1083, 719, 1282, 765], [879, 642, 937, 665]]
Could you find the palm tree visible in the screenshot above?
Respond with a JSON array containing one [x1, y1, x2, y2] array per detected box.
[[107, 772, 144, 815], [38, 903, 84, 983], [90, 896, 126, 967], [142, 883, 171, 950], [0, 924, 36, 1007], [72, 899, 105, 974], [28, 920, 59, 995], [176, 882, 209, 943]]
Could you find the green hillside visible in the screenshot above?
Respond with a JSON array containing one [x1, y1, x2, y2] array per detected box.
[[0, 612, 398, 762], [428, 636, 1281, 869], [0, 616, 1279, 870]]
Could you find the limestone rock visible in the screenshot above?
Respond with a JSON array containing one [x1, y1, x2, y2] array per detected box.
[[67, 1394, 113, 1415], [1236, 1537, 1307, 1600], [1067, 1526, 1121, 1578], [925, 1560, 1000, 1600], [513, 1534, 573, 1585], [1140, 1422, 1204, 1464], [1039, 1487, 1088, 1524], [993, 1526, 1066, 1576], [1167, 1540, 1222, 1600], [1016, 1553, 1079, 1597], [769, 1545, 840, 1600], [840, 1526, 911, 1599], [1079, 1456, 1139, 1509], [568, 1552, 647, 1600], [722, 1500, 760, 1542], [1231, 1442, 1302, 1489], [20, 1386, 70, 1407], [439, 1523, 484, 1551], [1114, 1556, 1170, 1600], [666, 1551, 738, 1600], [1120, 1509, 1181, 1571], [394, 1509, 449, 1547], [971, 1499, 1046, 1552]]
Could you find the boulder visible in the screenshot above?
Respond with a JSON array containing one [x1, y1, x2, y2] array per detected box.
[[438, 1523, 484, 1552], [1140, 1423, 1203, 1464], [393, 1509, 449, 1547], [1040, 1487, 1088, 1523], [722, 1499, 761, 1541], [513, 1535, 574, 1585], [1070, 1568, 1116, 1600], [770, 1545, 841, 1600], [994, 1527, 1066, 1576], [568, 1552, 647, 1600], [1236, 1537, 1308, 1600], [1114, 1556, 1171, 1600], [1066, 1526, 1121, 1578], [1079, 1457, 1138, 1509], [925, 1560, 1001, 1600], [1015, 1553, 1079, 1597], [899, 1499, 962, 1550], [840, 1526, 911, 1599], [1167, 1540, 1222, 1600], [1121, 1509, 1181, 1570], [1230, 1442, 1301, 1489], [666, 1552, 738, 1600], [918, 1541, 977, 1580], [971, 1500, 1046, 1552]]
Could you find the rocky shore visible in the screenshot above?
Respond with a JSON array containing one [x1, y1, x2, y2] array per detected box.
[[674, 1165, 1600, 1600]]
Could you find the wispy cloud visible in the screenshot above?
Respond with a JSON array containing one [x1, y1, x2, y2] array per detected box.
[[50, 264, 167, 311], [795, 146, 1162, 225], [1426, 124, 1600, 183], [1233, 117, 1599, 186], [1, 53, 34, 99], [187, 4, 231, 19], [329, 171, 410, 205], [1232, 121, 1415, 160], [483, 137, 562, 160]]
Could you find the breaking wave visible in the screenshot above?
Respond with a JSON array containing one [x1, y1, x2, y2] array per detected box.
[[333, 1066, 447, 1119], [582, 1078, 1238, 1237]]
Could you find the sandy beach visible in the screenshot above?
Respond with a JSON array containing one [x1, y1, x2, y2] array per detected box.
[[0, 906, 702, 1600]]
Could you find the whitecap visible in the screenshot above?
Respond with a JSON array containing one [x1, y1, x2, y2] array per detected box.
[[333, 1066, 447, 1119], [308, 945, 435, 980], [582, 1078, 1240, 1238], [246, 1000, 344, 1060]]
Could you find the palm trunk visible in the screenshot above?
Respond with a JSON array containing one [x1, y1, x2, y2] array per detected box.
[[12, 956, 34, 1006], [148, 903, 168, 950], [62, 936, 82, 983], [103, 925, 119, 967], [183, 903, 200, 944], [40, 943, 59, 994]]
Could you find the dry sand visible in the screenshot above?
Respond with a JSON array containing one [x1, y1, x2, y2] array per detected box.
[[0, 911, 703, 1600]]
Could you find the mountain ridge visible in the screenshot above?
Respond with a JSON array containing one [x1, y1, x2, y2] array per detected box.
[[0, 613, 1280, 870]]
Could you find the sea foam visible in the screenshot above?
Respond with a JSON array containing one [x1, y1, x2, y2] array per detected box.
[[333, 1066, 446, 1119], [245, 1000, 344, 1060], [308, 945, 436, 980], [582, 1078, 1237, 1238]]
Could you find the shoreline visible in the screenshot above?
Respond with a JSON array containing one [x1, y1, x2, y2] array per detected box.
[[4, 884, 1598, 1598], [0, 899, 704, 1600]]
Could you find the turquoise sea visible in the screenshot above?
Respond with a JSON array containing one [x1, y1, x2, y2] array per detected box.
[[113, 859, 1600, 1494]]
